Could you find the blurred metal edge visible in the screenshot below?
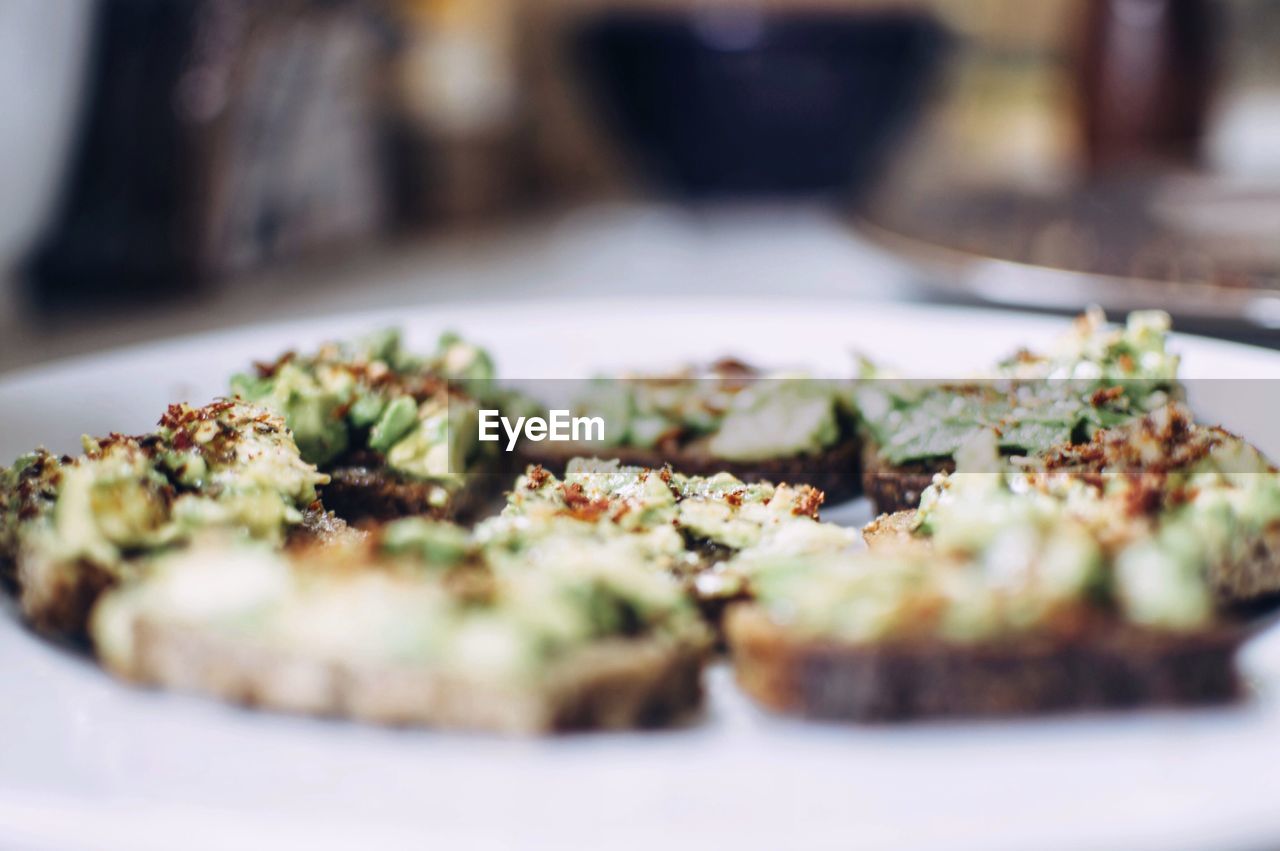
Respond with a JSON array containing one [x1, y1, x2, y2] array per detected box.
[[853, 214, 1280, 333]]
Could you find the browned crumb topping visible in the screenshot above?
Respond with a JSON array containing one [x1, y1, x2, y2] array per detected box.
[[158, 399, 238, 433], [1089, 386, 1125, 407], [559, 483, 612, 522], [791, 485, 825, 519], [1028, 405, 1267, 519], [1039, 406, 1235, 476], [253, 351, 295, 378], [525, 465, 551, 490]]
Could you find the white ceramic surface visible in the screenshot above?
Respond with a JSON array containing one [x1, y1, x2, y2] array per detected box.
[[2, 298, 1279, 851]]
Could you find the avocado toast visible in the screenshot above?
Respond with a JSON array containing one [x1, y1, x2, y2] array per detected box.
[[231, 329, 517, 523], [91, 518, 710, 734], [868, 405, 1280, 609], [0, 400, 336, 639], [480, 458, 859, 631], [521, 359, 863, 503], [729, 418, 1268, 721], [856, 309, 1181, 514]]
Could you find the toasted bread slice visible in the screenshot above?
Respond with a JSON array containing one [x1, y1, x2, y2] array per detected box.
[[90, 532, 710, 734], [726, 604, 1242, 721], [522, 435, 863, 505], [105, 621, 703, 734], [16, 554, 116, 642], [3, 402, 336, 642]]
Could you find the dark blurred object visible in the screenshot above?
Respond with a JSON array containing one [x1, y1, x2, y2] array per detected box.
[[1075, 0, 1218, 172], [858, 173, 1280, 327], [27, 0, 390, 311], [387, 0, 530, 226], [571, 7, 946, 198]]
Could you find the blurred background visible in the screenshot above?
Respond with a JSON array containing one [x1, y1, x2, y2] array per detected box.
[[1, 0, 1279, 370]]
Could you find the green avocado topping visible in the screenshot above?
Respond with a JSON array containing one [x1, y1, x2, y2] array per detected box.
[[571, 362, 852, 459], [856, 309, 1180, 466], [230, 328, 508, 486], [92, 517, 710, 686], [377, 517, 474, 566], [1, 401, 328, 589], [368, 395, 419, 454], [478, 458, 857, 601], [750, 403, 1280, 644]]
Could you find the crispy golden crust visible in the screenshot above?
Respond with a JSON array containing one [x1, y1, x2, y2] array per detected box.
[[726, 604, 1243, 721], [862, 510, 926, 554], [520, 436, 863, 505], [1038, 406, 1249, 478], [104, 622, 705, 734]]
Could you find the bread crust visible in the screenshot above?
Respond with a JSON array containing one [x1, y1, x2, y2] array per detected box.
[[860, 442, 951, 515], [521, 436, 863, 505], [104, 620, 705, 734], [319, 453, 511, 524], [17, 554, 115, 642], [726, 604, 1242, 721]]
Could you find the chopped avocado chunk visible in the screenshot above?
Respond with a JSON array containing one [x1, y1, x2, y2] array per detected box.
[[230, 328, 512, 496], [369, 396, 419, 454], [709, 380, 841, 461], [347, 394, 387, 429], [234, 362, 349, 466], [383, 398, 479, 484], [379, 518, 473, 565]]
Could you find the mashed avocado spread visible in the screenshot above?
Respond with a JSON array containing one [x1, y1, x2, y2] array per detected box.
[[92, 513, 710, 685], [0, 400, 326, 585], [475, 458, 858, 607], [856, 309, 1180, 466], [746, 403, 1280, 644], [572, 362, 853, 460], [231, 329, 508, 486]]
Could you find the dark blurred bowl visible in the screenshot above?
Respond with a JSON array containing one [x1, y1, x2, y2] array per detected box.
[[572, 6, 948, 199]]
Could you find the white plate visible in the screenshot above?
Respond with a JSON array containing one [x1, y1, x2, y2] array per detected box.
[[3, 297, 1280, 851]]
